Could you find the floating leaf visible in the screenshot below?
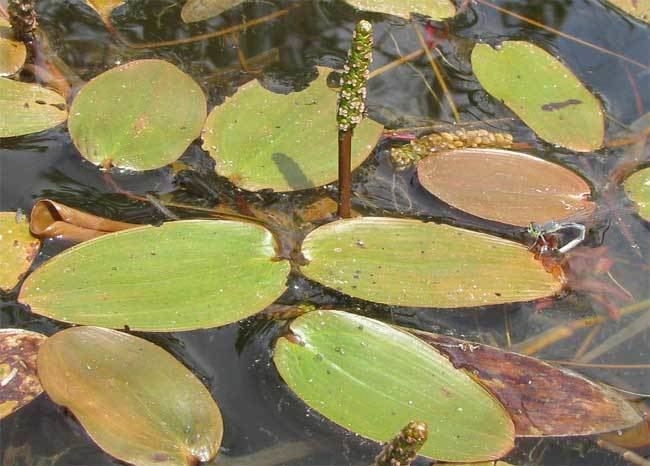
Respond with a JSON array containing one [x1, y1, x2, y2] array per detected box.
[[472, 41, 604, 152], [37, 326, 222, 465], [605, 0, 650, 23], [600, 419, 650, 449], [624, 167, 650, 221], [0, 78, 67, 138], [30, 199, 139, 242], [300, 217, 561, 307], [202, 66, 383, 192], [181, 0, 259, 23], [68, 59, 206, 171], [0, 329, 46, 419], [344, 0, 456, 20], [274, 310, 515, 462], [0, 212, 40, 292], [20, 220, 290, 331], [84, 0, 124, 23], [0, 18, 26, 77], [417, 149, 596, 227], [411, 331, 642, 437]]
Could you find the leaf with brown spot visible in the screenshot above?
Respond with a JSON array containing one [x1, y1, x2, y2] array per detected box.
[[30, 199, 139, 242], [472, 41, 604, 152], [410, 331, 643, 437], [0, 329, 47, 419], [0, 78, 68, 137], [0, 212, 40, 292], [417, 149, 596, 227]]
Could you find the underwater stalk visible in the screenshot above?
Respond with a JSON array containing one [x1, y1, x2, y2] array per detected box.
[[337, 19, 373, 218], [374, 420, 428, 466]]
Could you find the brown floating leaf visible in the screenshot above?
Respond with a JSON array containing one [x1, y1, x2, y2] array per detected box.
[[411, 331, 642, 437], [0, 211, 40, 292], [417, 149, 596, 227], [0, 329, 47, 419], [29, 199, 139, 242]]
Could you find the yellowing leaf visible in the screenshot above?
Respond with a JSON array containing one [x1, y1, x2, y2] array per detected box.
[[605, 0, 650, 23], [0, 212, 40, 292], [38, 327, 223, 465], [0, 17, 26, 77], [624, 167, 650, 221], [344, 0, 456, 20], [84, 0, 124, 28]]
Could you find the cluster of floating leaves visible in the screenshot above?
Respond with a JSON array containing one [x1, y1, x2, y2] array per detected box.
[[1, 0, 649, 465]]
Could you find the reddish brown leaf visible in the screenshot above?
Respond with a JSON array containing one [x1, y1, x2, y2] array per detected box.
[[30, 199, 139, 242], [417, 149, 596, 227], [411, 330, 642, 437], [0, 329, 47, 419]]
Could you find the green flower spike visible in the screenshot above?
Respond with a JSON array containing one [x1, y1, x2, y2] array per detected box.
[[374, 420, 428, 466], [337, 20, 373, 132]]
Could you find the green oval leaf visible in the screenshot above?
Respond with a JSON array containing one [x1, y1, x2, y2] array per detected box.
[[471, 41, 604, 152], [344, 0, 456, 20], [68, 59, 206, 171], [300, 217, 561, 307], [0, 212, 40, 292], [38, 326, 223, 465], [0, 329, 46, 419], [0, 78, 68, 138], [624, 167, 650, 221], [0, 18, 26, 77], [202, 66, 383, 192], [274, 310, 515, 462], [417, 149, 596, 227], [19, 220, 290, 331]]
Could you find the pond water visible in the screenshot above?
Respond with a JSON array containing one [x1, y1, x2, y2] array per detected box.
[[1, 0, 649, 465]]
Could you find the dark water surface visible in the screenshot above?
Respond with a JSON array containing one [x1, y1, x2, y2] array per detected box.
[[1, 0, 649, 465]]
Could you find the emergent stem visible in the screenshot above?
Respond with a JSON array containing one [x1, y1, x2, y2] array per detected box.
[[337, 129, 353, 218]]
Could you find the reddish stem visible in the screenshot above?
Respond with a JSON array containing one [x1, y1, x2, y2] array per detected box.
[[337, 130, 353, 218]]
